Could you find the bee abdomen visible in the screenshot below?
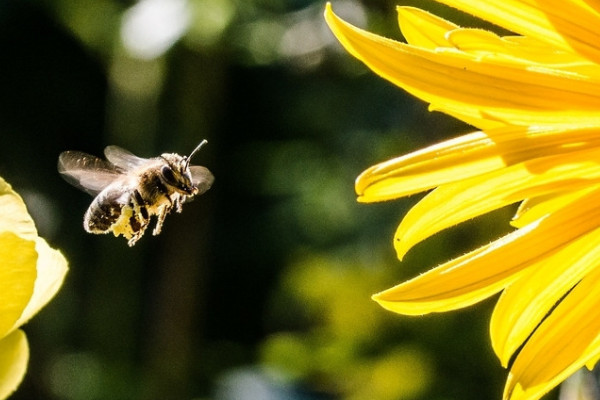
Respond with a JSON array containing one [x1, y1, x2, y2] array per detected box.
[[84, 198, 123, 233]]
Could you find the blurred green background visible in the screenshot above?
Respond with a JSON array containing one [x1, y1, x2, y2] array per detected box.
[[0, 0, 518, 399]]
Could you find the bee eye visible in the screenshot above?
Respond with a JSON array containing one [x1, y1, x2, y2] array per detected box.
[[161, 166, 177, 184]]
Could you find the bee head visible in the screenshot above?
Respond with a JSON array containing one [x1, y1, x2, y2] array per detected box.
[[159, 140, 209, 196]]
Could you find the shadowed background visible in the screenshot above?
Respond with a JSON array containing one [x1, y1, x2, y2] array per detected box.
[[0, 0, 516, 399]]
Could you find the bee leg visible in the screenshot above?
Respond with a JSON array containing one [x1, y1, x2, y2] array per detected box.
[[127, 192, 151, 245], [152, 204, 171, 236], [128, 233, 141, 247], [128, 216, 150, 245], [173, 194, 185, 213]]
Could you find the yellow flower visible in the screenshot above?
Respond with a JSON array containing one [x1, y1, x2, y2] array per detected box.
[[0, 177, 68, 399], [325, 1, 600, 399]]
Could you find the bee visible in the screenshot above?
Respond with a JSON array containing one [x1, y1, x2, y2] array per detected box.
[[58, 140, 214, 246]]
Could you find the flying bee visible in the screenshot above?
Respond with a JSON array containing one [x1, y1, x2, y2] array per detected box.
[[58, 140, 214, 246]]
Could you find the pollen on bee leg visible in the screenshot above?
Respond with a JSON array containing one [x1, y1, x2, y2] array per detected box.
[[110, 205, 150, 245], [110, 206, 136, 238]]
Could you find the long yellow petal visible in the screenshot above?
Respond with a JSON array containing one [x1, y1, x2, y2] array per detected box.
[[504, 265, 600, 400], [374, 188, 600, 315], [325, 4, 600, 127], [394, 147, 600, 259], [434, 0, 600, 64], [357, 125, 600, 203], [0, 330, 28, 400], [491, 225, 600, 367], [356, 130, 505, 201], [373, 231, 526, 316]]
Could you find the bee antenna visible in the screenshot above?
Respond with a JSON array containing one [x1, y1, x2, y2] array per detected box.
[[185, 139, 208, 167]]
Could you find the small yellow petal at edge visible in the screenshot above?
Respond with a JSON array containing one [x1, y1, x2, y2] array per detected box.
[[0, 330, 29, 400], [0, 233, 37, 339], [14, 238, 68, 328], [0, 178, 36, 241]]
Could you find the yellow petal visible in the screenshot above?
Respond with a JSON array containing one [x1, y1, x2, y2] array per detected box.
[[491, 224, 600, 367], [511, 186, 599, 228], [448, 28, 515, 55], [373, 229, 528, 315], [0, 232, 37, 339], [358, 125, 600, 203], [434, 0, 600, 64], [397, 7, 457, 48], [356, 130, 505, 201], [324, 4, 600, 127], [14, 238, 68, 328], [504, 265, 600, 400], [0, 177, 67, 331], [374, 188, 600, 315], [394, 146, 600, 259], [398, 7, 590, 70], [0, 178, 36, 241], [490, 33, 600, 78], [445, 29, 591, 69], [0, 330, 29, 400]]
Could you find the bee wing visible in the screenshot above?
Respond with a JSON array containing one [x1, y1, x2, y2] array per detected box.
[[190, 166, 214, 194], [104, 145, 149, 171], [58, 151, 122, 196]]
